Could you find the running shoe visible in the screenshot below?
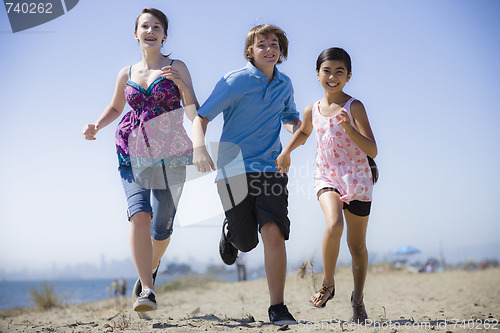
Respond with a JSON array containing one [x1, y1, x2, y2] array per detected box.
[[219, 219, 238, 265], [133, 263, 160, 298], [268, 303, 297, 326], [133, 290, 157, 312]]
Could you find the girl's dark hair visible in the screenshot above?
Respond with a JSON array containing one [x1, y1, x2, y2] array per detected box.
[[135, 8, 169, 37], [316, 47, 351, 73]]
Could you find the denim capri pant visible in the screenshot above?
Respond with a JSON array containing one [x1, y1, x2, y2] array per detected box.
[[119, 165, 186, 241]]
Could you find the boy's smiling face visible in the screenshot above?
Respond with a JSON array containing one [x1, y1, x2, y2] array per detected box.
[[251, 33, 281, 72]]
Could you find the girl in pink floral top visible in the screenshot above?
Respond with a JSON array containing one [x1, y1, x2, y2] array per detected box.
[[276, 48, 377, 323], [82, 8, 198, 313]]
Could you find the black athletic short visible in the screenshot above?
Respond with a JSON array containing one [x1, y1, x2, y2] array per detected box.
[[216, 172, 290, 252], [317, 187, 371, 217]]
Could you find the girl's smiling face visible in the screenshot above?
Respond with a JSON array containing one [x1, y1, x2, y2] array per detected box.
[[317, 60, 351, 92], [134, 13, 166, 48]]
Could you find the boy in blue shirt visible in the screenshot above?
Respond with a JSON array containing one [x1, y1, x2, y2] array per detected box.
[[192, 24, 301, 326]]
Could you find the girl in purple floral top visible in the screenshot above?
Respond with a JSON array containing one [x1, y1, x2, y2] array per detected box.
[[82, 8, 198, 312]]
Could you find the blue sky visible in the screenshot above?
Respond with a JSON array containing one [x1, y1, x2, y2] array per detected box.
[[1, 0, 499, 275]]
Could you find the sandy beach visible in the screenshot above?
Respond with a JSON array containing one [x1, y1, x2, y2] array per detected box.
[[1, 266, 499, 332]]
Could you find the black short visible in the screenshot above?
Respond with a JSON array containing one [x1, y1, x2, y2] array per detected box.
[[216, 172, 290, 252], [317, 187, 371, 217]]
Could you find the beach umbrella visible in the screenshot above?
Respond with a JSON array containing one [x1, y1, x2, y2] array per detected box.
[[393, 245, 420, 255]]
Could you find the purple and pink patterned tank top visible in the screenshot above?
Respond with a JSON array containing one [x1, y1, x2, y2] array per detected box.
[[115, 60, 193, 168], [312, 98, 373, 203]]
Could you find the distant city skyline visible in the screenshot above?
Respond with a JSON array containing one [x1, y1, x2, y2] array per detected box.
[[1, 239, 498, 281]]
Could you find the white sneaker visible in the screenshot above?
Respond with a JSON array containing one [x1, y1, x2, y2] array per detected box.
[[133, 290, 157, 312]]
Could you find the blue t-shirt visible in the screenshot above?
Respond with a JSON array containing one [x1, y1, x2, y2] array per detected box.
[[198, 62, 299, 180]]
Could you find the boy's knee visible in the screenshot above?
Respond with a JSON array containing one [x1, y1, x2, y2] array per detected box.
[[261, 222, 285, 243]]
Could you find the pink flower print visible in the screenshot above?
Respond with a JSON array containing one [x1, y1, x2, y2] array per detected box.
[[360, 158, 366, 164], [319, 128, 325, 134], [362, 196, 370, 201], [334, 152, 340, 158], [336, 131, 342, 137], [353, 179, 358, 185], [345, 138, 351, 147], [355, 149, 361, 156], [365, 167, 370, 173]]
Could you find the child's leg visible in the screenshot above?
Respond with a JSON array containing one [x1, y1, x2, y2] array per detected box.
[[120, 165, 156, 292], [318, 190, 344, 286], [310, 190, 344, 306], [150, 166, 186, 270], [261, 221, 286, 305], [130, 211, 154, 291], [152, 237, 170, 269], [345, 210, 369, 302]]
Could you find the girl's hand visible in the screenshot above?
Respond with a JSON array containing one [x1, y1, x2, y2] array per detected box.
[[82, 123, 99, 140], [160, 65, 186, 90], [275, 153, 291, 176], [336, 110, 354, 134], [193, 145, 216, 173]]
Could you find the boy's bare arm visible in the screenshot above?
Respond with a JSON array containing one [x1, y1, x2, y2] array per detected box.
[[283, 117, 302, 134]]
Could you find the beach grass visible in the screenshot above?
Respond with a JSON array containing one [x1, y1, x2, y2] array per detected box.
[[29, 281, 60, 310]]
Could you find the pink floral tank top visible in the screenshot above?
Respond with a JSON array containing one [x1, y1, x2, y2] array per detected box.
[[312, 98, 373, 203], [115, 61, 193, 168]]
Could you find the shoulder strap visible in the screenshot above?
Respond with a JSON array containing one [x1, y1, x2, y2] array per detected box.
[[343, 97, 356, 111], [128, 66, 132, 80], [312, 100, 320, 121], [169, 59, 174, 65]]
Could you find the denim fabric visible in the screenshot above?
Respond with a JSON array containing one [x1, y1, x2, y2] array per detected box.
[[119, 165, 186, 240]]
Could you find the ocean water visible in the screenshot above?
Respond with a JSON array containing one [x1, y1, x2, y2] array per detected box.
[[0, 273, 242, 310], [0, 276, 173, 310]]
